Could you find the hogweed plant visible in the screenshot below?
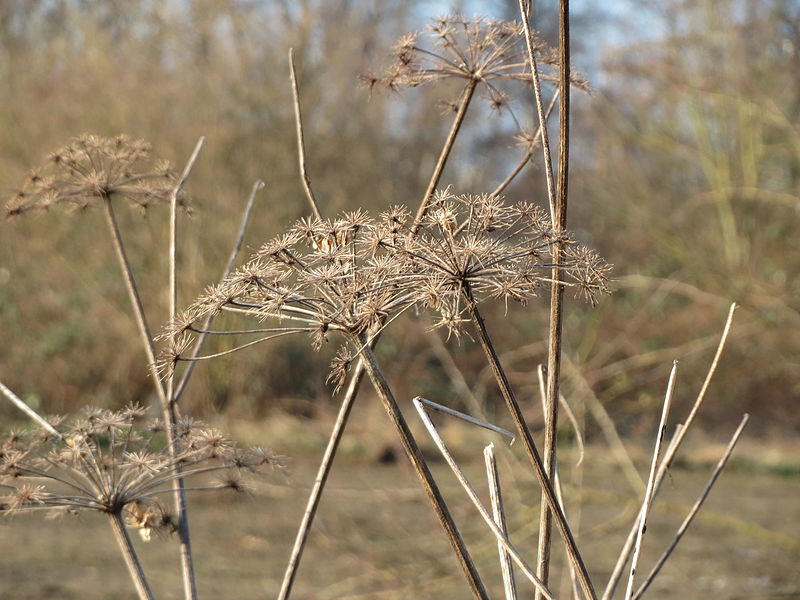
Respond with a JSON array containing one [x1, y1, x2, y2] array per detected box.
[[0, 405, 279, 600]]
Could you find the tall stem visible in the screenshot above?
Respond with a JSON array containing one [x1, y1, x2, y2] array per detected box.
[[411, 78, 478, 234], [359, 340, 489, 600], [107, 511, 155, 600], [465, 292, 596, 600], [537, 1, 572, 595], [103, 198, 197, 599], [277, 353, 369, 600]]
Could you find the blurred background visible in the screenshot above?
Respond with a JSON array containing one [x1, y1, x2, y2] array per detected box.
[[0, 0, 798, 437], [1, 1, 799, 599]]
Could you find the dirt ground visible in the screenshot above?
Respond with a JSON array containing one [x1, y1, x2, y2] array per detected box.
[[1, 438, 798, 599]]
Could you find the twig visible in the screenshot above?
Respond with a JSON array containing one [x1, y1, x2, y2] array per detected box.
[[0, 380, 62, 439], [485, 443, 518, 600], [624, 361, 678, 600], [491, 91, 559, 199], [416, 396, 516, 440], [166, 137, 205, 600], [277, 349, 370, 600], [632, 413, 750, 600], [289, 48, 322, 220], [360, 341, 488, 599], [465, 291, 597, 600], [517, 0, 557, 222], [173, 179, 264, 403], [413, 398, 556, 600], [411, 78, 478, 234], [538, 364, 585, 466], [602, 303, 737, 600], [107, 512, 155, 600]]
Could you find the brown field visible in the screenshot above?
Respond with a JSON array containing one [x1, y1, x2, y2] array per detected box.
[[2, 422, 798, 600]]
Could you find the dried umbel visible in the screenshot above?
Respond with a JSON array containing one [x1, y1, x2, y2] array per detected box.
[[0, 405, 278, 540], [160, 210, 416, 391], [372, 190, 611, 338], [4, 134, 183, 217], [363, 15, 586, 108]]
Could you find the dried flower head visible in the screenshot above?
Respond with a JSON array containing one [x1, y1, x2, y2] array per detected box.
[[161, 211, 415, 389], [5, 134, 184, 217], [363, 16, 586, 109], [370, 190, 611, 336], [0, 406, 279, 540]]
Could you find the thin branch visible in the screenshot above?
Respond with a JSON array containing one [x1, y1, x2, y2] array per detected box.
[[491, 91, 559, 199], [276, 345, 372, 600], [632, 413, 750, 600], [411, 78, 478, 234], [624, 362, 678, 600], [517, 0, 557, 222], [289, 48, 322, 220], [465, 292, 597, 600], [484, 443, 518, 600], [414, 398, 556, 600], [173, 179, 264, 403], [359, 344, 488, 600], [602, 303, 737, 600], [416, 396, 516, 440], [0, 380, 62, 439], [165, 137, 205, 600]]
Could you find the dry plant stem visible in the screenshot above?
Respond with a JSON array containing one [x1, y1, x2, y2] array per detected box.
[[0, 380, 62, 439], [491, 91, 559, 198], [537, 1, 572, 594], [485, 443, 518, 600], [602, 303, 737, 600], [166, 138, 205, 600], [465, 292, 597, 600], [107, 512, 156, 600], [411, 78, 478, 234], [289, 48, 322, 221], [102, 198, 167, 406], [167, 136, 205, 404], [632, 413, 750, 600], [624, 362, 678, 600], [277, 351, 370, 600], [359, 341, 489, 600], [518, 0, 557, 222], [414, 398, 555, 600], [173, 180, 264, 403]]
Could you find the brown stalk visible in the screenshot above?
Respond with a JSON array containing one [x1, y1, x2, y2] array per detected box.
[[276, 347, 370, 600], [411, 78, 478, 234], [602, 303, 737, 600], [485, 443, 518, 600], [166, 137, 205, 600], [632, 413, 750, 600], [107, 511, 156, 600], [534, 0, 571, 594], [465, 289, 597, 600], [289, 48, 322, 221], [279, 69, 480, 599], [173, 179, 264, 403], [624, 363, 678, 600], [414, 398, 555, 600], [358, 339, 488, 600]]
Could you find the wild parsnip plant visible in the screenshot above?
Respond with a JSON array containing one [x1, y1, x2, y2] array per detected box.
[[0, 405, 279, 599], [0, 3, 755, 599]]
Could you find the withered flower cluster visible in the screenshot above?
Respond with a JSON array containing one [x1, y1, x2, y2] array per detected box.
[[0, 405, 278, 541], [160, 209, 416, 390], [4, 134, 182, 217], [373, 190, 611, 338], [363, 15, 585, 111], [164, 195, 610, 391]]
